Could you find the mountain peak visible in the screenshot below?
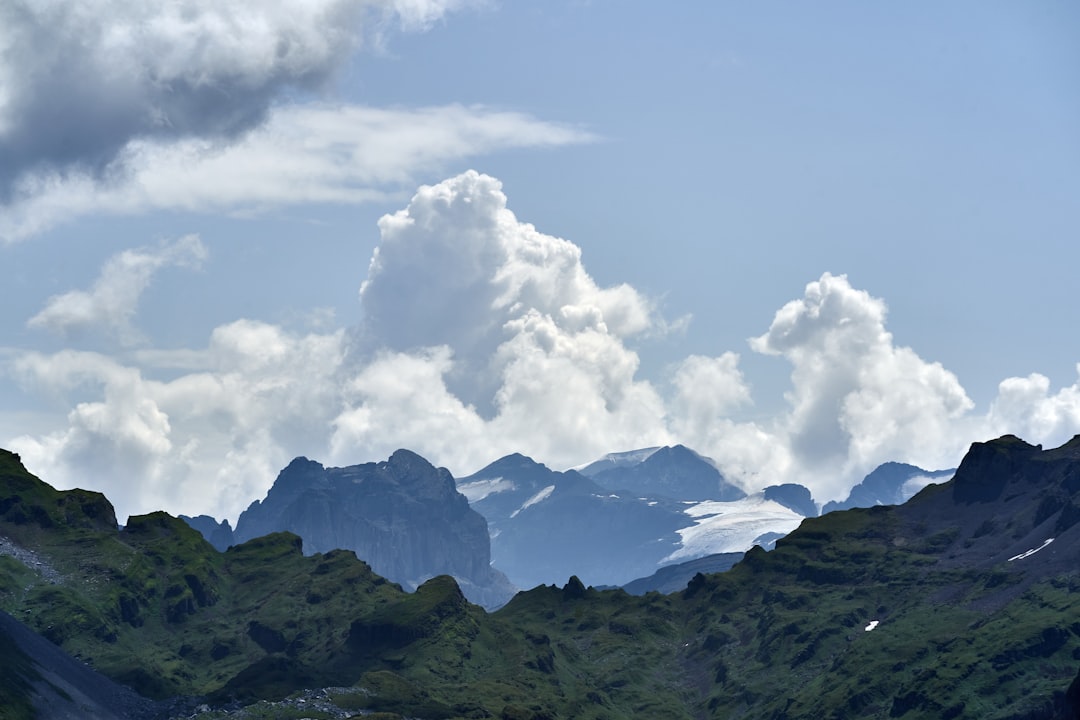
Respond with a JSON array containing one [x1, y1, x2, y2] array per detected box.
[[589, 444, 746, 502], [951, 434, 1045, 504]]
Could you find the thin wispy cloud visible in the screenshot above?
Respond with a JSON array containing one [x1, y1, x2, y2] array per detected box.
[[28, 235, 206, 344], [0, 104, 594, 241]]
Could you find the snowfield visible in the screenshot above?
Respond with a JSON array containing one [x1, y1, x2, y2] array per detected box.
[[662, 495, 805, 563], [511, 485, 556, 518], [457, 476, 514, 503]]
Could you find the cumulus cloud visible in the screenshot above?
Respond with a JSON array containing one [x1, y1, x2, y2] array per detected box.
[[27, 235, 206, 343], [356, 171, 651, 410], [10, 322, 348, 523], [0, 0, 481, 203], [987, 367, 1080, 448], [747, 273, 976, 499], [338, 170, 672, 467]]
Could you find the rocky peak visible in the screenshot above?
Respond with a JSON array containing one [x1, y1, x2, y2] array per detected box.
[[590, 444, 745, 502], [763, 484, 818, 517], [232, 451, 514, 609], [951, 435, 1042, 504]]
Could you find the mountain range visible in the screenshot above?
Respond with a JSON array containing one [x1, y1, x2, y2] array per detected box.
[[2, 436, 1080, 717], [2, 436, 1079, 717], [458, 444, 811, 589], [175, 444, 954, 599]]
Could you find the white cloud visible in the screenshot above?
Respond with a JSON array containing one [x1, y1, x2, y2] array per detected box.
[[987, 367, 1080, 449], [346, 171, 671, 466], [27, 235, 205, 343], [6, 175, 1080, 523], [10, 322, 348, 523], [746, 273, 975, 499], [331, 346, 489, 470], [9, 351, 173, 516], [1, 105, 593, 241]]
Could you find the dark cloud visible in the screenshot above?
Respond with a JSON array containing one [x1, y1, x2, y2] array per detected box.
[[0, 0, 467, 201]]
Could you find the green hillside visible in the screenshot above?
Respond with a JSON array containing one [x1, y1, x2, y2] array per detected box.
[[1, 440, 1079, 719]]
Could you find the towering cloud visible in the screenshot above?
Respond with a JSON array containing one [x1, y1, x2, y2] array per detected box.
[[336, 171, 672, 468]]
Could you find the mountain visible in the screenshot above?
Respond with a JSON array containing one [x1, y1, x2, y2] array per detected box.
[[178, 515, 234, 552], [573, 446, 662, 475], [582, 444, 748, 501], [621, 551, 744, 595], [822, 461, 955, 514], [458, 453, 690, 589], [763, 483, 819, 517], [3, 436, 1080, 718], [460, 451, 806, 589], [232, 450, 515, 609]]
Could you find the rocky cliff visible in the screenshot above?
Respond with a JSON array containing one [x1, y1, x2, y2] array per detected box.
[[233, 450, 514, 608]]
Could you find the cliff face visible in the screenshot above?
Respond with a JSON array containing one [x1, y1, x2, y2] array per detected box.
[[233, 450, 513, 608]]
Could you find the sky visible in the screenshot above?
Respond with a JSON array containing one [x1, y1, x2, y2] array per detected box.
[[2, 1, 1079, 524]]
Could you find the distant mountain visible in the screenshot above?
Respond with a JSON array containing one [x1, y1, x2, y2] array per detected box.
[[585, 444, 748, 502], [458, 451, 803, 589], [458, 453, 689, 589], [763, 483, 818, 517], [232, 450, 515, 609], [621, 552, 744, 595], [822, 461, 954, 514], [573, 446, 661, 475], [179, 514, 234, 551]]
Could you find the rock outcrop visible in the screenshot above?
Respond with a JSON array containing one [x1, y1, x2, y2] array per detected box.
[[233, 450, 514, 609]]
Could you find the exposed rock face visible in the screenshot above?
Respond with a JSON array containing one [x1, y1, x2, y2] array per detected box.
[[895, 434, 1080, 582], [179, 514, 234, 551], [822, 461, 954, 514], [585, 445, 747, 502], [762, 483, 818, 517], [233, 450, 514, 609]]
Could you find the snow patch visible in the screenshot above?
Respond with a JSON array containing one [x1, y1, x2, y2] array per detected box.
[[1008, 537, 1054, 562], [663, 496, 804, 563], [511, 485, 555, 518], [864, 620, 879, 632], [457, 476, 515, 503]]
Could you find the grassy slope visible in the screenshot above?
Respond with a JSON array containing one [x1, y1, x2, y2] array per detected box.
[[2, 445, 1079, 719]]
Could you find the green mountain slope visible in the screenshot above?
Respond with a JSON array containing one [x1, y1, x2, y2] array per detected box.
[[2, 438, 1079, 719]]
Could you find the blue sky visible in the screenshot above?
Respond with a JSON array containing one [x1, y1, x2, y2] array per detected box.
[[2, 1, 1078, 522]]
